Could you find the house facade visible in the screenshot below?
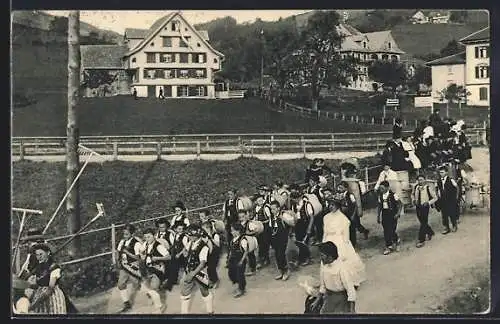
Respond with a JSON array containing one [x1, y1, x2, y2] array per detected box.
[[80, 11, 225, 99], [410, 11, 428, 24], [123, 12, 224, 98], [338, 25, 405, 92], [425, 52, 466, 103], [459, 27, 490, 106]]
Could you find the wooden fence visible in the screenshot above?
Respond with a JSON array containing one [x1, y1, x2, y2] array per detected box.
[[267, 99, 488, 130], [11, 129, 487, 161]]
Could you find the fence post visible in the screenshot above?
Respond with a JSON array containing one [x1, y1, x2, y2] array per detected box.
[[15, 246, 21, 274], [111, 223, 116, 266], [356, 115, 359, 123], [371, 117, 375, 124], [481, 130, 487, 146], [364, 167, 369, 186], [351, 116, 354, 123], [156, 142, 162, 160], [238, 136, 243, 156], [415, 119, 418, 128], [326, 111, 329, 119], [334, 112, 338, 119], [172, 137, 176, 153], [250, 139, 254, 157], [140, 137, 144, 155], [301, 136, 306, 158], [19, 141, 25, 161], [342, 114, 345, 121], [331, 134, 335, 151], [476, 131, 480, 145], [196, 141, 201, 159], [381, 118, 385, 125], [113, 142, 118, 161], [270, 135, 274, 154], [206, 136, 210, 149]]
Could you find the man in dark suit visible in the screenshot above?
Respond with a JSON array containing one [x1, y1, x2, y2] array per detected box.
[[436, 166, 459, 234]]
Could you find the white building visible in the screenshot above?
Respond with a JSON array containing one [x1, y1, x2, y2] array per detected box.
[[338, 26, 405, 92], [410, 11, 429, 24], [425, 52, 466, 103], [81, 11, 225, 99], [459, 26, 490, 106]]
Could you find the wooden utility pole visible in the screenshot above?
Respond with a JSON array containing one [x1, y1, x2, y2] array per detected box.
[[66, 11, 82, 256]]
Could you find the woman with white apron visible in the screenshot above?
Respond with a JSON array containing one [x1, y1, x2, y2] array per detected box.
[[402, 136, 421, 170]]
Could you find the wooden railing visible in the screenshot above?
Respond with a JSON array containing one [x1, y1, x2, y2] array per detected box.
[[11, 129, 487, 160]]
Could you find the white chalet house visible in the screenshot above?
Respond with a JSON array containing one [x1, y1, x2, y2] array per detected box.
[[122, 11, 225, 98], [337, 25, 405, 92]]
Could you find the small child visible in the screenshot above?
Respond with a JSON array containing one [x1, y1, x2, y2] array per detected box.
[[298, 276, 323, 314], [227, 223, 249, 298], [13, 287, 34, 314]]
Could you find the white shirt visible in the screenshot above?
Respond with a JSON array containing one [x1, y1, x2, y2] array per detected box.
[[232, 236, 249, 252], [142, 240, 169, 257], [170, 214, 190, 227], [320, 260, 356, 302], [211, 233, 221, 248], [374, 169, 399, 190]]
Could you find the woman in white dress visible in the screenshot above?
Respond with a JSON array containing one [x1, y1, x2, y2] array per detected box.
[[402, 136, 422, 170], [321, 196, 366, 287]]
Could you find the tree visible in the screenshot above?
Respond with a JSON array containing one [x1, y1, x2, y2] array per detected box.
[[81, 70, 118, 90], [439, 39, 464, 57], [281, 11, 358, 110], [67, 11, 82, 257], [266, 27, 300, 92], [407, 65, 431, 93], [437, 83, 470, 117], [368, 60, 407, 94]]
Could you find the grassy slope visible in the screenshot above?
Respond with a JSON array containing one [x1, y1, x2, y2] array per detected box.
[[391, 23, 486, 58], [12, 96, 392, 137], [12, 155, 382, 296]]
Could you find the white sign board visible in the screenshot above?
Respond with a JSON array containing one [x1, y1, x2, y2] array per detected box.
[[386, 99, 399, 107], [414, 96, 433, 108]]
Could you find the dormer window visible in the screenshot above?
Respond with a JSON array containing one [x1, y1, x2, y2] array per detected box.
[[363, 41, 366, 48], [388, 42, 391, 49], [172, 21, 179, 31]]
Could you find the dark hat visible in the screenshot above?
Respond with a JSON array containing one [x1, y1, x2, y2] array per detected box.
[[186, 224, 204, 237], [315, 158, 325, 166], [317, 241, 339, 258], [172, 201, 186, 211], [21, 228, 45, 242], [257, 185, 270, 191]]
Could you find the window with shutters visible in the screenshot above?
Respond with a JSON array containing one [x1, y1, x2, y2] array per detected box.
[[144, 69, 156, 79], [146, 53, 156, 63], [178, 85, 188, 97], [192, 53, 206, 63], [179, 53, 189, 63], [155, 69, 164, 79], [164, 69, 174, 79], [475, 65, 489, 79], [475, 46, 489, 58], [162, 37, 172, 47], [179, 69, 189, 78], [479, 87, 488, 101], [160, 53, 174, 63], [195, 69, 206, 78]]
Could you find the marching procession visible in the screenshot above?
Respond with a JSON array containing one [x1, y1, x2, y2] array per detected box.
[[12, 110, 486, 315]]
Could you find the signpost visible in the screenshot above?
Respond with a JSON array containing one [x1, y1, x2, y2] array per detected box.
[[384, 98, 400, 119]]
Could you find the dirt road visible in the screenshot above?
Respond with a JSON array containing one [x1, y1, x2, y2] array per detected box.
[[73, 148, 490, 314]]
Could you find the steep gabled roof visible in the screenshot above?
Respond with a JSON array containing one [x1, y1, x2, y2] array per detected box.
[[363, 30, 405, 54], [341, 37, 367, 52], [125, 11, 223, 58], [459, 26, 489, 44], [81, 45, 127, 69], [425, 51, 466, 66], [124, 28, 148, 39], [197, 30, 209, 42]]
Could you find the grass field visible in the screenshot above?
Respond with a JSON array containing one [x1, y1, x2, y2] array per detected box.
[[12, 155, 382, 296], [12, 96, 393, 137]]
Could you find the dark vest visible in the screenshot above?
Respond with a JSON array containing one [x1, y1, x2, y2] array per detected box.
[[145, 240, 166, 274], [378, 190, 398, 215], [118, 237, 140, 265], [340, 191, 356, 219], [270, 212, 287, 236], [34, 261, 60, 287], [186, 240, 208, 272], [228, 235, 246, 262], [224, 199, 238, 223], [437, 177, 458, 204], [173, 232, 186, 255], [255, 204, 271, 223]]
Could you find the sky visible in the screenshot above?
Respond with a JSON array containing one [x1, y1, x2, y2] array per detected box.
[[43, 10, 313, 34]]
